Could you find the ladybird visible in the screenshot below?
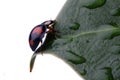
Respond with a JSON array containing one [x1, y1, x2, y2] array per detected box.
[[29, 20, 56, 51], [29, 20, 56, 72]]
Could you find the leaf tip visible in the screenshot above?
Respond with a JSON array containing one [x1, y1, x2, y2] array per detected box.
[[29, 53, 37, 72], [30, 68, 32, 72]]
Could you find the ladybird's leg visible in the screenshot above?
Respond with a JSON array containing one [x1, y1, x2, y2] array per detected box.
[[48, 24, 54, 30], [49, 23, 54, 27], [46, 20, 57, 33], [48, 20, 56, 29], [46, 29, 50, 33], [49, 20, 56, 27], [46, 27, 54, 33], [47, 20, 56, 32]]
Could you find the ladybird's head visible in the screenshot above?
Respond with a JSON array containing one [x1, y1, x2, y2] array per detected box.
[[43, 20, 56, 32], [43, 20, 56, 27]]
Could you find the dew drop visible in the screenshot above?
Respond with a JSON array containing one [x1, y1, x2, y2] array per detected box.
[[84, 0, 106, 9]]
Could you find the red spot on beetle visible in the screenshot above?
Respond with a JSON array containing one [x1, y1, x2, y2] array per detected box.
[[32, 27, 43, 34], [30, 40, 34, 46]]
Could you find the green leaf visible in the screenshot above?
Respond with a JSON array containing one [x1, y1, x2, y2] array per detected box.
[[35, 0, 120, 80]]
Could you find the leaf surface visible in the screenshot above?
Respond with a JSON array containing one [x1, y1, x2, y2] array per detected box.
[[36, 0, 120, 80]]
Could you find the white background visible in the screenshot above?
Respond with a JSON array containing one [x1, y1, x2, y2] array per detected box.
[[0, 0, 84, 80]]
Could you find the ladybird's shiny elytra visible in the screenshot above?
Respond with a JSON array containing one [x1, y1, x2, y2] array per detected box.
[[29, 20, 56, 51]]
